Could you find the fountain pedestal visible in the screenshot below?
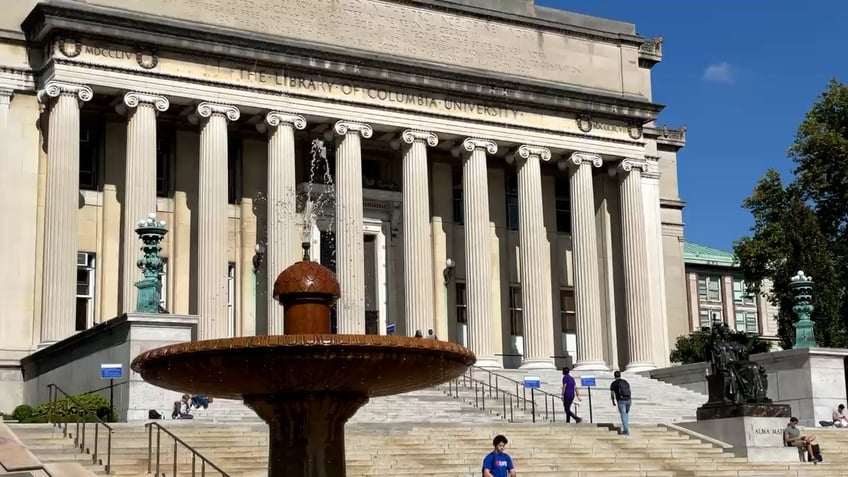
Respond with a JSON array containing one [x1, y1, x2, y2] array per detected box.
[[132, 255, 475, 477]]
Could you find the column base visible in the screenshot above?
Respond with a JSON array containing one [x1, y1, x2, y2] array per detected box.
[[519, 359, 556, 370], [572, 360, 608, 372], [624, 362, 656, 373], [474, 357, 502, 369]]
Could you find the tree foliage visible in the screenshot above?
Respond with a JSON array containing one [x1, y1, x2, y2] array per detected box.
[[734, 79, 848, 349], [669, 328, 771, 365]]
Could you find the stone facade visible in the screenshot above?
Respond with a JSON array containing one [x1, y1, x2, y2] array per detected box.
[[0, 0, 688, 411]]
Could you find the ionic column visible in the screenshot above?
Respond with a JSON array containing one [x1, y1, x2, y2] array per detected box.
[[261, 112, 306, 335], [196, 102, 240, 340], [513, 145, 555, 369], [460, 138, 499, 368], [400, 130, 438, 337], [37, 81, 93, 343], [333, 120, 372, 334], [618, 159, 655, 372], [120, 92, 169, 313], [559, 152, 607, 371]]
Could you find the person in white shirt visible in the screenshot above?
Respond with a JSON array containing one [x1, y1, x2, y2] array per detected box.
[[832, 404, 848, 428]]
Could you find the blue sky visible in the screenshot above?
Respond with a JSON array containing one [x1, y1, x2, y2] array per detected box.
[[539, 0, 846, 251]]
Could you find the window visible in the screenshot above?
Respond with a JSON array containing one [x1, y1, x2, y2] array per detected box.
[[560, 288, 576, 334], [505, 172, 519, 231], [159, 258, 168, 312], [697, 275, 722, 303], [228, 138, 242, 204], [735, 311, 758, 334], [554, 176, 571, 234], [79, 120, 102, 191], [227, 262, 236, 337], [362, 159, 381, 182], [699, 309, 722, 329], [76, 252, 96, 331], [509, 286, 523, 336], [156, 127, 175, 197], [733, 279, 755, 306], [452, 166, 464, 225], [455, 282, 467, 324]]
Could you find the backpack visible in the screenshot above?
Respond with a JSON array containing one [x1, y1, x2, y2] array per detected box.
[[617, 379, 632, 400]]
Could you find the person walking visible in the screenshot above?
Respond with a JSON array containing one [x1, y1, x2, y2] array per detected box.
[[610, 370, 632, 436], [561, 367, 582, 423], [482, 434, 516, 477]]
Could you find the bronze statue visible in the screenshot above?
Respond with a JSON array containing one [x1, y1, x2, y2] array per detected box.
[[706, 321, 771, 405]]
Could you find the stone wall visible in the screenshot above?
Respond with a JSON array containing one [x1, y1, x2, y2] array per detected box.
[[21, 313, 197, 421]]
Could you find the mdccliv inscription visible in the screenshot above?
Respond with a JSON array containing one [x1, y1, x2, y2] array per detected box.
[[80, 0, 625, 90]]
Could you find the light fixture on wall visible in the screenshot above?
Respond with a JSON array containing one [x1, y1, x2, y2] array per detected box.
[[443, 258, 455, 286], [252, 243, 266, 273]]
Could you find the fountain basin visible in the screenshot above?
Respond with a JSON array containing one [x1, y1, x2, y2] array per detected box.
[[131, 335, 475, 398]]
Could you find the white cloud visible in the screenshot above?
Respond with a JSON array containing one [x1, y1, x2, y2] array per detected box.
[[703, 62, 734, 84]]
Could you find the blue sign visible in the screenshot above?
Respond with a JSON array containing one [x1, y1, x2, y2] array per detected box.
[[100, 363, 123, 380], [523, 377, 541, 389], [386, 323, 396, 334], [580, 375, 596, 387]]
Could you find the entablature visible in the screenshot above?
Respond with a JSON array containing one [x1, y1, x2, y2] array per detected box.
[[22, 1, 664, 124]]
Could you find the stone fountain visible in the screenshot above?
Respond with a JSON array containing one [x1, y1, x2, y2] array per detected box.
[[131, 232, 475, 476]]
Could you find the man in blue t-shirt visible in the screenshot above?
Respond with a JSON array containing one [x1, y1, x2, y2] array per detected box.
[[482, 434, 516, 477], [561, 367, 582, 423]]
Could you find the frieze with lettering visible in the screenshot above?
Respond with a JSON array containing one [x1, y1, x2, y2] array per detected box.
[[577, 114, 643, 139], [57, 40, 644, 141], [56, 40, 159, 70]]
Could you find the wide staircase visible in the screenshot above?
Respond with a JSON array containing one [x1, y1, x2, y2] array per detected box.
[[8, 420, 846, 477], [6, 366, 846, 476]]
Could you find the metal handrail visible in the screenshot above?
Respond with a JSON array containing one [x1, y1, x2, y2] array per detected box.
[[146, 422, 230, 477], [445, 368, 561, 423], [46, 384, 113, 473]]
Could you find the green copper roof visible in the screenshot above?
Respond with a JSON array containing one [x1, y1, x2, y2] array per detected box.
[[683, 242, 737, 267]]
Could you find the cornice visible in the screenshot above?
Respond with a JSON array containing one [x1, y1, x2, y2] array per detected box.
[[22, 2, 665, 123]]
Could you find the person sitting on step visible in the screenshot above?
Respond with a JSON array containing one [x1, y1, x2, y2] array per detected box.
[[171, 394, 194, 420], [784, 417, 822, 463], [832, 404, 848, 428]]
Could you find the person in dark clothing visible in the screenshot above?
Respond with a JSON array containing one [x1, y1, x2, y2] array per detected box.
[[610, 370, 632, 436], [561, 367, 582, 423], [190, 395, 213, 409]]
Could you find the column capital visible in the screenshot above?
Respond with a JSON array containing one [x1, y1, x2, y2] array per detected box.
[[618, 158, 649, 174], [334, 120, 372, 138], [37, 81, 93, 103], [266, 111, 307, 130], [124, 92, 169, 111], [197, 102, 240, 122], [401, 129, 438, 147], [516, 144, 551, 161], [557, 152, 603, 171], [462, 137, 498, 155]]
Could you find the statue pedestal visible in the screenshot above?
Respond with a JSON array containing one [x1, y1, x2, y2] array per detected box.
[[680, 404, 796, 462]]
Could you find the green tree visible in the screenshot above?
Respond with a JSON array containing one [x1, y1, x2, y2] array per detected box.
[[734, 80, 848, 348], [669, 328, 771, 365]]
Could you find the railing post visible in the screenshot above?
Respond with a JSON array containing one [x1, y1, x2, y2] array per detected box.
[[80, 419, 86, 452], [74, 420, 80, 447], [531, 388, 536, 423], [191, 452, 196, 477], [106, 429, 112, 474], [201, 459, 206, 477], [544, 394, 549, 421], [509, 395, 514, 422], [156, 426, 161, 477], [172, 440, 178, 477], [147, 424, 153, 474], [93, 424, 99, 464]]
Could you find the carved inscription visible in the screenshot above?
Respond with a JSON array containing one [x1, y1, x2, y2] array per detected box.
[[233, 68, 518, 120], [82, 0, 621, 88], [84, 46, 135, 61]]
